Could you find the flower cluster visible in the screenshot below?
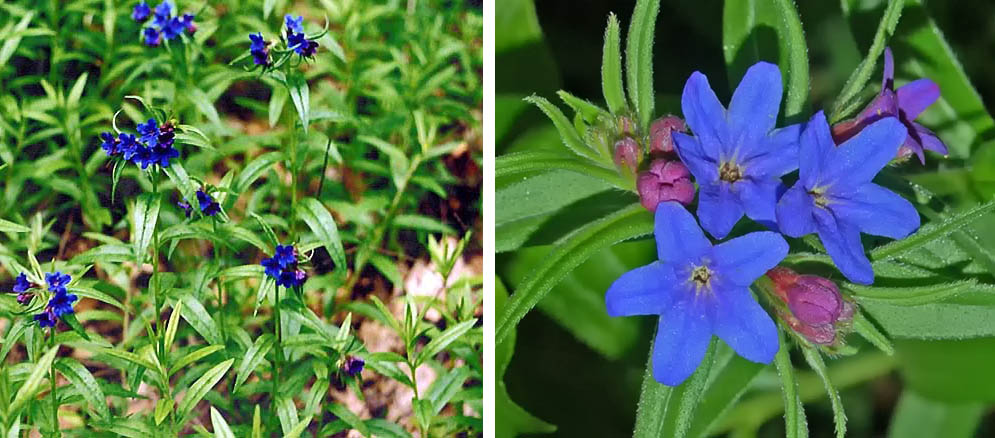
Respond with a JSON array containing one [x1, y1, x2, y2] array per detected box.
[[99, 118, 180, 170], [178, 189, 220, 217], [246, 14, 320, 70], [284, 14, 318, 59], [133, 1, 196, 47], [12, 272, 78, 328], [606, 50, 938, 385], [261, 244, 307, 288]]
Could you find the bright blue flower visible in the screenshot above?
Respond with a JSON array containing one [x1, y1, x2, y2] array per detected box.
[[274, 244, 297, 267], [277, 268, 307, 288], [287, 31, 307, 52], [35, 309, 57, 327], [143, 27, 162, 46], [262, 244, 306, 287], [249, 33, 270, 66], [148, 145, 179, 168], [131, 145, 152, 168], [776, 112, 920, 284], [196, 190, 220, 216], [152, 1, 172, 28], [672, 62, 802, 239], [605, 202, 787, 385], [119, 133, 140, 160], [180, 13, 196, 34], [133, 1, 151, 22], [48, 290, 78, 317], [45, 272, 71, 295], [162, 17, 185, 40], [285, 14, 304, 34], [100, 132, 119, 156], [137, 118, 159, 147], [261, 257, 282, 278], [13, 273, 31, 293]]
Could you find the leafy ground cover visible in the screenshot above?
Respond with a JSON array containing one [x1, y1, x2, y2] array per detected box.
[[0, 0, 482, 436]]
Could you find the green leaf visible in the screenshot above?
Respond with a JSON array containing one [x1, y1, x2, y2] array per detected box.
[[132, 193, 161, 264], [427, 367, 471, 415], [0, 218, 30, 233], [852, 311, 894, 356], [169, 345, 224, 376], [0, 12, 34, 67], [845, 279, 993, 306], [495, 203, 653, 344], [871, 200, 995, 262], [234, 151, 283, 193], [10, 345, 59, 416], [625, 0, 660, 129], [329, 403, 370, 436], [297, 198, 347, 276], [601, 13, 625, 114], [154, 399, 173, 425], [55, 358, 109, 419], [358, 135, 410, 189], [164, 300, 182, 352], [392, 214, 456, 234], [68, 285, 125, 310], [62, 313, 91, 341], [233, 334, 274, 392], [179, 294, 223, 346], [252, 405, 263, 438], [365, 419, 412, 438], [686, 348, 766, 437], [268, 85, 287, 128], [283, 417, 313, 438], [802, 348, 845, 438], [287, 75, 310, 133], [188, 87, 222, 126], [210, 406, 235, 438], [660, 340, 716, 438], [722, 0, 810, 121], [164, 164, 199, 212], [418, 319, 477, 365], [369, 253, 402, 286], [496, 151, 629, 191], [94, 347, 158, 373], [774, 334, 808, 438], [631, 337, 673, 437], [831, 0, 905, 122], [887, 390, 984, 438], [67, 72, 88, 110], [177, 359, 234, 421], [523, 95, 602, 162]]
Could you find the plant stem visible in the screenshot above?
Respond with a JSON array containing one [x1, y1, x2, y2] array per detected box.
[[151, 172, 161, 357], [48, 328, 59, 438], [272, 285, 283, 410]]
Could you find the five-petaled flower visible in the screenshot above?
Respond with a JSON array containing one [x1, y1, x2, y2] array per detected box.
[[261, 244, 307, 288], [13, 273, 31, 293], [249, 33, 270, 66], [132, 1, 151, 22], [673, 62, 802, 239], [285, 14, 304, 34], [832, 48, 946, 164], [605, 202, 787, 385], [776, 112, 920, 284], [196, 190, 220, 216], [34, 272, 77, 328]]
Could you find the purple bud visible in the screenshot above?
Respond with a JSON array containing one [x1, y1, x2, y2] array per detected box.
[[17, 293, 32, 306], [342, 356, 364, 376], [649, 116, 687, 153], [636, 159, 695, 211], [786, 275, 843, 326], [781, 310, 837, 345], [613, 137, 640, 174]]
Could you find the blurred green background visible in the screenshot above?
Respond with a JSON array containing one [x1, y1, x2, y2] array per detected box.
[[497, 0, 995, 437]]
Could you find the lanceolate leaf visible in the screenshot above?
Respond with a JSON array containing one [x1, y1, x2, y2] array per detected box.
[[774, 334, 808, 438], [496, 151, 630, 191], [631, 335, 674, 437], [802, 348, 847, 438], [297, 198, 347, 275], [10, 346, 59, 416], [132, 193, 161, 264], [625, 0, 660, 130], [178, 359, 234, 421], [55, 358, 110, 419], [601, 13, 626, 115], [871, 200, 995, 261], [524, 95, 602, 163], [495, 203, 653, 344], [660, 340, 716, 438], [233, 334, 274, 391]]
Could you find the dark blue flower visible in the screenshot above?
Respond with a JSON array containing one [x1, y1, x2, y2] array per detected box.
[[45, 272, 71, 295], [832, 48, 946, 164], [148, 144, 179, 168], [35, 309, 57, 328], [137, 118, 160, 147], [287, 31, 307, 53], [13, 273, 31, 293], [342, 356, 364, 376], [605, 202, 787, 385], [17, 293, 32, 306], [48, 290, 78, 317], [196, 190, 220, 216], [162, 17, 185, 40], [144, 27, 162, 46], [274, 244, 297, 267], [672, 62, 802, 239], [119, 133, 140, 160], [100, 132, 120, 156], [177, 200, 192, 217], [285, 14, 304, 34], [776, 112, 921, 285], [131, 145, 153, 168], [249, 33, 266, 52], [261, 257, 282, 279], [180, 13, 196, 34], [277, 268, 307, 288], [152, 1, 172, 28], [133, 1, 151, 22]]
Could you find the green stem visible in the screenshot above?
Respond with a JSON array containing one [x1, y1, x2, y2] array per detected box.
[[272, 285, 283, 412], [290, 127, 299, 239], [48, 328, 59, 438], [151, 172, 161, 357]]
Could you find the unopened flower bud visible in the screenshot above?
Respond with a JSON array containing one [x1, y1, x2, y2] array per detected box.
[[342, 356, 365, 376], [613, 137, 640, 174], [637, 159, 695, 211], [786, 275, 842, 326], [17, 293, 32, 306], [617, 116, 635, 137], [780, 310, 836, 345], [649, 116, 687, 153]]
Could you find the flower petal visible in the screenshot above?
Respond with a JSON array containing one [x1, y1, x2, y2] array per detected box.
[[815, 209, 874, 284], [681, 71, 728, 152], [697, 183, 744, 240], [776, 183, 818, 237], [737, 178, 781, 225], [673, 132, 719, 183], [897, 78, 940, 120], [799, 111, 836, 189], [744, 123, 802, 178], [727, 62, 783, 155], [825, 116, 906, 185], [899, 134, 926, 165], [652, 298, 712, 386], [709, 286, 778, 364], [655, 202, 712, 263], [831, 183, 920, 240], [912, 122, 948, 156], [712, 231, 789, 286], [882, 47, 895, 90], [605, 262, 678, 317]]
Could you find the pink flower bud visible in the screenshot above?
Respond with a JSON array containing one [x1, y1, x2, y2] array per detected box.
[[613, 137, 641, 174], [781, 310, 837, 345], [649, 116, 687, 153], [637, 159, 695, 211], [786, 275, 843, 326]]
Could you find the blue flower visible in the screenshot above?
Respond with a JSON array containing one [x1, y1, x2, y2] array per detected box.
[[342, 356, 365, 376], [131, 145, 153, 168], [262, 244, 306, 287], [196, 190, 220, 216], [277, 268, 307, 288], [274, 244, 297, 267], [249, 33, 270, 66], [287, 32, 318, 58], [776, 112, 920, 284], [137, 118, 160, 147], [45, 272, 71, 295], [48, 290, 78, 317], [100, 132, 120, 156], [143, 27, 162, 46], [35, 309, 57, 327], [13, 273, 31, 293], [148, 145, 179, 167], [152, 1, 172, 28], [285, 14, 304, 34], [180, 13, 196, 34], [605, 202, 787, 385], [119, 133, 140, 160], [177, 200, 193, 217], [672, 62, 802, 239], [133, 1, 151, 22], [162, 17, 185, 40]]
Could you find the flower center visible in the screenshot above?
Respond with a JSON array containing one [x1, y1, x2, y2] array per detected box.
[[690, 265, 713, 294], [719, 161, 743, 183], [808, 187, 830, 208]]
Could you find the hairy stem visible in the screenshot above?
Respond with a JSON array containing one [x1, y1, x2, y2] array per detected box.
[[272, 285, 284, 413], [48, 328, 59, 438]]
